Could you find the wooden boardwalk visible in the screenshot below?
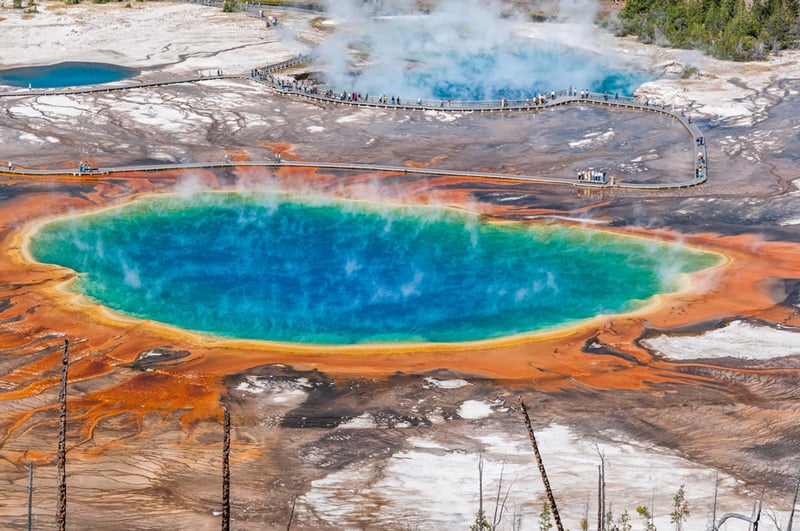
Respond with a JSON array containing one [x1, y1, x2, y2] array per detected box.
[[0, 157, 703, 191], [0, 55, 708, 190]]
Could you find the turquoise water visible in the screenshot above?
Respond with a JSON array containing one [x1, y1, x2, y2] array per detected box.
[[29, 193, 718, 344], [398, 49, 650, 100], [324, 12, 653, 100], [0, 62, 136, 88]]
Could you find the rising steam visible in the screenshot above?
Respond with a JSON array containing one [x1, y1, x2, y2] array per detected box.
[[314, 0, 648, 100]]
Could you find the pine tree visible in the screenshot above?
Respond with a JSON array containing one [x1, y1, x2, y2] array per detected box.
[[538, 500, 554, 531], [221, 0, 240, 12], [619, 0, 800, 61], [618, 509, 633, 531], [470, 512, 492, 531], [636, 505, 656, 531], [670, 484, 690, 531]]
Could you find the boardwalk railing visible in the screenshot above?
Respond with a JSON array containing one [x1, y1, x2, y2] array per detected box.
[[0, 55, 707, 189], [250, 77, 709, 188], [0, 157, 702, 191], [256, 54, 311, 74]]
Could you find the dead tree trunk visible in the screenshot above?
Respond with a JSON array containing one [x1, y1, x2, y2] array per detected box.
[[286, 494, 297, 531], [711, 472, 718, 531], [56, 337, 69, 531], [28, 460, 33, 531], [598, 450, 606, 531], [478, 454, 485, 527], [597, 465, 602, 531], [518, 397, 564, 531], [222, 406, 231, 531], [787, 473, 800, 531]]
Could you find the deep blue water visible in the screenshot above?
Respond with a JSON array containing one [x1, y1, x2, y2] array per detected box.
[[0, 62, 136, 88], [29, 193, 718, 345]]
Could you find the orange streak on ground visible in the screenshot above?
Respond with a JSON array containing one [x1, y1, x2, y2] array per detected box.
[[404, 156, 448, 169], [259, 141, 300, 161], [1, 168, 799, 436], [225, 148, 250, 162]]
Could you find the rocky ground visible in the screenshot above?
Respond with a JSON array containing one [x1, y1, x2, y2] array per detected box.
[[0, 2, 799, 530]]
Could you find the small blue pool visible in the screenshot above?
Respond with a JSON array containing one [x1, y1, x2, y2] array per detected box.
[[0, 62, 137, 88]]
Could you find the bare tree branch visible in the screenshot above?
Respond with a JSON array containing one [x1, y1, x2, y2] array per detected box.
[[492, 463, 505, 529]]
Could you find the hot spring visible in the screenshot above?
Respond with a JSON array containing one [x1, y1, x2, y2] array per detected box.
[[327, 45, 652, 101], [317, 5, 653, 100], [29, 192, 718, 345], [0, 62, 137, 89]]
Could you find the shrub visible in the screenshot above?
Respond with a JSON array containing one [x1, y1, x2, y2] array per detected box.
[[222, 0, 240, 12]]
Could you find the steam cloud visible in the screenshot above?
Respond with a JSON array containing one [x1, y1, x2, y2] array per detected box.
[[314, 0, 647, 100]]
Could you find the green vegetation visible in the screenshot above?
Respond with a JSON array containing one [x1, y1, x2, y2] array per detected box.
[[221, 0, 240, 12], [537, 500, 553, 531], [670, 484, 690, 531], [619, 0, 800, 61], [617, 509, 633, 531], [635, 504, 657, 531], [470, 512, 492, 531]]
